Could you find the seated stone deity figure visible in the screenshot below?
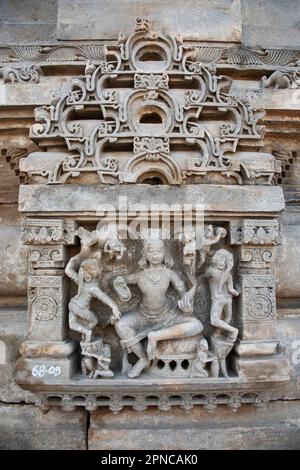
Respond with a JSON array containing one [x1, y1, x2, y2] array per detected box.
[[68, 259, 121, 342], [201, 249, 239, 341], [113, 238, 203, 378]]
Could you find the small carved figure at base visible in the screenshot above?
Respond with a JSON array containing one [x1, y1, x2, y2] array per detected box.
[[210, 333, 235, 378], [191, 337, 217, 378], [81, 338, 114, 378]]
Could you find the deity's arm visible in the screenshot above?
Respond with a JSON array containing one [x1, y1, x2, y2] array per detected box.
[[204, 235, 221, 247], [77, 226, 98, 248], [203, 228, 226, 247], [90, 287, 121, 321], [226, 274, 239, 297], [199, 267, 212, 281], [124, 272, 139, 285], [91, 287, 117, 309]]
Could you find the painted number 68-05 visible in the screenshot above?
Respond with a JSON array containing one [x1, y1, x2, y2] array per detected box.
[[32, 365, 61, 378]]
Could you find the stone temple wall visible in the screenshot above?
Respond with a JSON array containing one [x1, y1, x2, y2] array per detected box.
[[0, 0, 300, 449]]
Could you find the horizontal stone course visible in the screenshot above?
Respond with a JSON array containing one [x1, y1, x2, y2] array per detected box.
[[89, 400, 300, 449]]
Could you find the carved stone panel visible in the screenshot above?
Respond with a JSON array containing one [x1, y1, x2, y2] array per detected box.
[[15, 20, 290, 411]]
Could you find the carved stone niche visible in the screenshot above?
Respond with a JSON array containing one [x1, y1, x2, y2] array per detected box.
[[16, 19, 290, 413]]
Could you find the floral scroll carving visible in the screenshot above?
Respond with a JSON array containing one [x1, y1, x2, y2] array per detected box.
[[0, 64, 42, 83]]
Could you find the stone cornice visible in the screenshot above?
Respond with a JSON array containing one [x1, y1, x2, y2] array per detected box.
[[0, 43, 299, 70]]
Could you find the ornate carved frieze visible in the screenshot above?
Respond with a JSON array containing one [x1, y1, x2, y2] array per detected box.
[[28, 275, 65, 326], [261, 68, 300, 90], [238, 246, 274, 269], [28, 245, 67, 273], [22, 219, 76, 245], [0, 64, 42, 83], [19, 19, 280, 186], [0, 44, 299, 68], [33, 389, 274, 413], [229, 220, 280, 246]]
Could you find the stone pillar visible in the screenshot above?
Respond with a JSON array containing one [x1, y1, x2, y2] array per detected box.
[[16, 219, 78, 386], [230, 219, 290, 381]]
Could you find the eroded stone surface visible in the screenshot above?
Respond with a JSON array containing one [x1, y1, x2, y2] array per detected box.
[[241, 0, 300, 48], [19, 184, 285, 214], [0, 404, 87, 450], [0, 0, 58, 44], [57, 0, 242, 41], [89, 401, 300, 449], [0, 309, 35, 403]]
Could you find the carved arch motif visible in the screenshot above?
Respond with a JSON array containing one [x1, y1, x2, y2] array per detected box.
[[20, 18, 279, 185]]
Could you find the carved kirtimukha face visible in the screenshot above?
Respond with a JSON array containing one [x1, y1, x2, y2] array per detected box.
[[145, 239, 165, 266]]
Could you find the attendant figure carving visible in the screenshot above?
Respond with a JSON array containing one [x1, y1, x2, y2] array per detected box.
[[198, 225, 227, 270], [65, 221, 126, 284], [191, 338, 218, 378], [201, 248, 239, 377], [68, 258, 121, 341], [81, 338, 114, 378]]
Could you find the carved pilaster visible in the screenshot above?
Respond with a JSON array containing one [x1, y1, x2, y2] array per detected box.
[[229, 219, 290, 381], [16, 218, 78, 385]]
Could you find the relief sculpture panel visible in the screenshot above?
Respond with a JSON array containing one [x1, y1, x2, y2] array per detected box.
[[15, 19, 290, 412]]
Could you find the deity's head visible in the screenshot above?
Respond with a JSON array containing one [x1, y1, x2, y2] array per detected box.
[[211, 249, 233, 271], [144, 239, 165, 265], [96, 221, 126, 260], [139, 238, 173, 268], [216, 227, 227, 238], [79, 259, 101, 282]]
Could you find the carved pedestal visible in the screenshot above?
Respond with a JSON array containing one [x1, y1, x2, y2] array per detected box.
[[150, 337, 198, 378]]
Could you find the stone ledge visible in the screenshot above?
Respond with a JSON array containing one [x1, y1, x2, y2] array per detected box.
[[19, 184, 285, 215]]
